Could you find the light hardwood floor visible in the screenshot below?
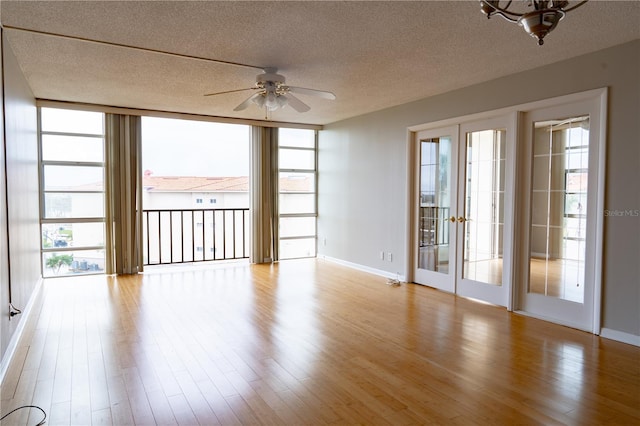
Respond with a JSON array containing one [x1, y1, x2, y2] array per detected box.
[[1, 259, 639, 425]]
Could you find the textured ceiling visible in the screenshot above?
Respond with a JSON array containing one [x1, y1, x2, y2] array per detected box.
[[1, 1, 639, 126]]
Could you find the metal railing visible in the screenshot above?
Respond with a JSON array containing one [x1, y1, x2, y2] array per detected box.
[[143, 208, 249, 266], [419, 206, 450, 247]]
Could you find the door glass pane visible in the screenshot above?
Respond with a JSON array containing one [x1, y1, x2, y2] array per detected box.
[[418, 137, 451, 273], [529, 116, 589, 303], [463, 129, 505, 285]]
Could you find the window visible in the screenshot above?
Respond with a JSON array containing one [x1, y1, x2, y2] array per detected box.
[[278, 128, 317, 259], [39, 108, 106, 277], [141, 117, 250, 264]]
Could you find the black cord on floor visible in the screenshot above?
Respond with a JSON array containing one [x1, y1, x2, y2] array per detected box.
[[0, 405, 47, 425]]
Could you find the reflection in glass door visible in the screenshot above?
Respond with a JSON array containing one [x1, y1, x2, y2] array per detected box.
[[455, 121, 512, 307], [529, 116, 589, 303], [518, 89, 606, 333], [462, 129, 505, 285], [419, 137, 452, 273]]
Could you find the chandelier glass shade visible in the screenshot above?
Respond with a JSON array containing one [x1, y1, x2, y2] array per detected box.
[[253, 91, 289, 111], [479, 0, 588, 45]]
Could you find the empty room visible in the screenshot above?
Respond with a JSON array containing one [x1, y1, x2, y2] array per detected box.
[[0, 1, 639, 425]]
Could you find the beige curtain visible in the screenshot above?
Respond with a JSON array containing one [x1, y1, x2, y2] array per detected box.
[[250, 126, 279, 263], [105, 114, 143, 274]]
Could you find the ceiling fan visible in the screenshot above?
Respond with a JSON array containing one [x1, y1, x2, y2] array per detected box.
[[204, 68, 336, 114]]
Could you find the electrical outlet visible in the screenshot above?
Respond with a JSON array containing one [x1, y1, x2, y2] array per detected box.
[[387, 252, 393, 262]]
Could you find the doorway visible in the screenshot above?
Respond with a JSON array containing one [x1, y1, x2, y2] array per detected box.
[[412, 115, 515, 307], [517, 92, 606, 333]]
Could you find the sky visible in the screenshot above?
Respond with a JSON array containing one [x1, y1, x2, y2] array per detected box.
[[142, 117, 250, 177]]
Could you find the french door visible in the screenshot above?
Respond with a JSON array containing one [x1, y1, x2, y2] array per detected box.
[[411, 89, 605, 330], [413, 126, 458, 293], [413, 116, 514, 307], [517, 93, 606, 332]]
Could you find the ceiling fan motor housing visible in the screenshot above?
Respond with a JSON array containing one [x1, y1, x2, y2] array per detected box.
[[257, 71, 286, 86]]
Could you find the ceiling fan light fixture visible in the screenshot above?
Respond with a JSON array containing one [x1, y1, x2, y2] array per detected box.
[[518, 9, 565, 45], [253, 94, 266, 108], [205, 67, 335, 116], [265, 91, 282, 111], [479, 0, 587, 45], [276, 94, 289, 109]]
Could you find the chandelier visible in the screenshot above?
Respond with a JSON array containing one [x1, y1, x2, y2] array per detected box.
[[479, 1, 588, 45]]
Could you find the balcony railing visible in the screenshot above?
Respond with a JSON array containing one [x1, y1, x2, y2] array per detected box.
[[419, 206, 450, 247], [143, 208, 249, 266]]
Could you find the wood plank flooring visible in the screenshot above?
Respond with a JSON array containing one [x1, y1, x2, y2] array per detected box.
[[2, 259, 639, 425]]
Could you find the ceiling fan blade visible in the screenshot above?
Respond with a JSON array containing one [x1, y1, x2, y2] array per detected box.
[[285, 93, 311, 113], [234, 93, 262, 111], [288, 86, 336, 100], [204, 87, 255, 97]]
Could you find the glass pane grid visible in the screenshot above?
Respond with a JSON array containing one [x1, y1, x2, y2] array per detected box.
[[39, 108, 106, 277], [278, 129, 317, 259], [418, 137, 451, 274], [529, 116, 589, 303], [462, 129, 505, 286]]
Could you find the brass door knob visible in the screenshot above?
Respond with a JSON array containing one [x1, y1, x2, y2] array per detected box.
[[457, 216, 466, 223], [449, 216, 456, 222]]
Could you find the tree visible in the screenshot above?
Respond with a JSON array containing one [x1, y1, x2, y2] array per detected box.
[[46, 254, 74, 275]]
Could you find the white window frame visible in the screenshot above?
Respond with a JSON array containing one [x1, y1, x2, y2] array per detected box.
[[38, 107, 107, 277], [278, 130, 318, 259]]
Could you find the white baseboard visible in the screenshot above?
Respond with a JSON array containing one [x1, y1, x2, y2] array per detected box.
[[319, 255, 406, 282], [600, 328, 640, 347], [0, 277, 44, 385]]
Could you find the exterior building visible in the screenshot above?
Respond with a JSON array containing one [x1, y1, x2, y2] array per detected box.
[[143, 175, 250, 210], [141, 174, 313, 264]]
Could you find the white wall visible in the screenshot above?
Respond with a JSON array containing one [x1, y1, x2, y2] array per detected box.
[[1, 31, 41, 359], [318, 40, 640, 338], [143, 191, 249, 210]]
